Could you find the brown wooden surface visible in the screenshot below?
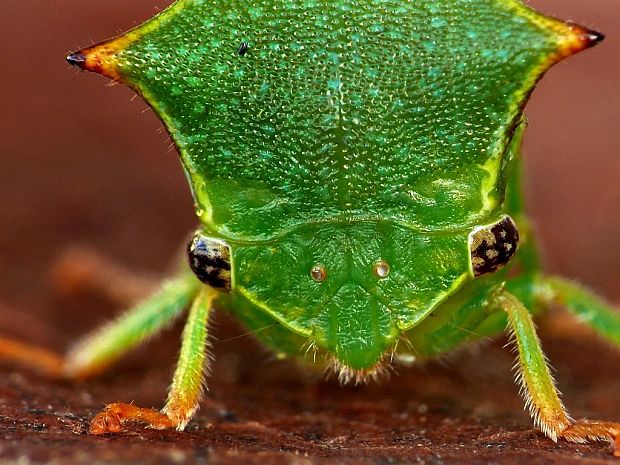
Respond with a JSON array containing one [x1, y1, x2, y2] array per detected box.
[[1, 1, 619, 464]]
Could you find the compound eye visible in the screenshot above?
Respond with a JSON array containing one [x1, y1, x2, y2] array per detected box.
[[469, 215, 519, 277], [187, 233, 232, 292]]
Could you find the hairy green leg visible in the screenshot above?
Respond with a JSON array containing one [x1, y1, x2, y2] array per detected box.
[[90, 285, 215, 434], [0, 272, 200, 379], [66, 273, 200, 378], [162, 285, 214, 429], [501, 127, 620, 447], [491, 290, 570, 439], [492, 288, 620, 448], [536, 276, 620, 346], [504, 271, 620, 349]]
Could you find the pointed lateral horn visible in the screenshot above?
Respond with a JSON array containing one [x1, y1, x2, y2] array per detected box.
[[553, 22, 604, 61], [65, 34, 133, 81]]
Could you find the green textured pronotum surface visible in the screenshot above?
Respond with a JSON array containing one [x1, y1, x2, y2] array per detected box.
[[75, 0, 597, 369], [89, 0, 584, 237]]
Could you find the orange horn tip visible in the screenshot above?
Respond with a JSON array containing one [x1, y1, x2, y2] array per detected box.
[[573, 24, 605, 49], [65, 42, 123, 81], [557, 23, 605, 59]]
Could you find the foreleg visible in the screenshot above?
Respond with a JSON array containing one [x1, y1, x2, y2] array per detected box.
[[90, 285, 214, 433], [0, 273, 199, 379], [492, 289, 620, 453]]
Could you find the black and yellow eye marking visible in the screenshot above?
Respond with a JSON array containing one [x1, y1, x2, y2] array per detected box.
[[469, 216, 519, 277], [188, 233, 232, 292]]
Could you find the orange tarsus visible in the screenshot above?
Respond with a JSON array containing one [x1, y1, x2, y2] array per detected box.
[[560, 419, 620, 454], [90, 402, 176, 435]]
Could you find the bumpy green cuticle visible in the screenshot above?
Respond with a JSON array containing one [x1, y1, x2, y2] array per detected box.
[[112, 0, 569, 235]]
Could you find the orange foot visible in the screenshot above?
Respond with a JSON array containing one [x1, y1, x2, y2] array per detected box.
[[90, 402, 176, 434], [560, 420, 620, 456]]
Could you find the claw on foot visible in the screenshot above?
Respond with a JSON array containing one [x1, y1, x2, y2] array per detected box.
[[559, 420, 620, 456], [89, 402, 176, 434]]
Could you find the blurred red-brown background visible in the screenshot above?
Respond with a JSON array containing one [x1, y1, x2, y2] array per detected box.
[[0, 1, 619, 464]]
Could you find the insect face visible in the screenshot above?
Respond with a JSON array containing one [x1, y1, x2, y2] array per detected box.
[[231, 221, 477, 370], [221, 215, 520, 372]]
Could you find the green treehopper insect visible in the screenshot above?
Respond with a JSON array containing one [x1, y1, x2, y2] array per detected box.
[[2, 0, 620, 453]]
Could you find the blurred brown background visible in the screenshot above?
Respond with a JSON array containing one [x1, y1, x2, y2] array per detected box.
[[0, 1, 619, 464]]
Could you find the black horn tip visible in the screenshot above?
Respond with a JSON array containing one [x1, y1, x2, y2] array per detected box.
[[66, 52, 87, 68]]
